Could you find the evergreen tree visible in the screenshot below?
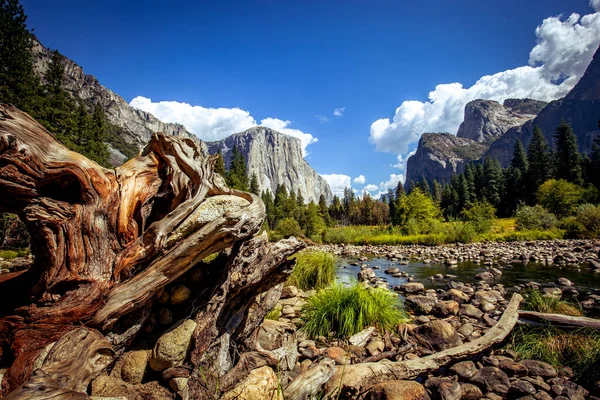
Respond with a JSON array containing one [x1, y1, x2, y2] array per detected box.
[[261, 190, 275, 228], [394, 181, 405, 199], [249, 172, 260, 195], [0, 0, 39, 111], [432, 179, 442, 204], [481, 157, 504, 208], [318, 194, 330, 226], [590, 136, 600, 190], [329, 195, 343, 223], [463, 163, 477, 200], [387, 189, 397, 225], [527, 126, 553, 202], [418, 176, 431, 196], [553, 120, 582, 185], [214, 149, 226, 176], [503, 139, 528, 215], [226, 145, 248, 190], [296, 189, 304, 207], [406, 180, 416, 194]]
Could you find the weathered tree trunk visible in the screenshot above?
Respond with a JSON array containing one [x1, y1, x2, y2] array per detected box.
[[0, 104, 304, 397], [519, 311, 600, 330]]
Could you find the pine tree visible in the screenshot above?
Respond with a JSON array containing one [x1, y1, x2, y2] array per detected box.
[[226, 145, 248, 191], [387, 189, 397, 225], [261, 190, 275, 228], [249, 172, 260, 195], [0, 0, 40, 112], [527, 126, 553, 202], [503, 139, 529, 215], [419, 176, 431, 196], [553, 120, 582, 185], [481, 157, 504, 208], [406, 180, 416, 194], [296, 189, 304, 207], [214, 149, 226, 176], [432, 179, 442, 204], [590, 136, 600, 190]]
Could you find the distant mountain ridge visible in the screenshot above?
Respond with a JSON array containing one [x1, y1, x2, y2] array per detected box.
[[30, 38, 332, 202]]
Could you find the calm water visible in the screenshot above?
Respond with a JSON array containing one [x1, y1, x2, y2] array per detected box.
[[336, 257, 600, 296]]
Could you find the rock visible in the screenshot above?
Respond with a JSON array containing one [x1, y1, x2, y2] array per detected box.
[[349, 327, 375, 347], [385, 267, 401, 275], [169, 377, 189, 398], [406, 295, 437, 314], [542, 287, 562, 299], [432, 300, 459, 317], [418, 320, 463, 351], [324, 346, 349, 365], [170, 284, 191, 305], [281, 285, 298, 299], [396, 282, 425, 293], [444, 289, 469, 303], [556, 277, 573, 286], [459, 383, 483, 400], [221, 366, 279, 400], [499, 359, 528, 377], [470, 366, 510, 394], [149, 319, 197, 371], [91, 376, 174, 400], [366, 338, 385, 356], [475, 271, 494, 280], [121, 350, 148, 384], [159, 308, 173, 325], [301, 344, 320, 360], [520, 359, 557, 378], [258, 319, 292, 351], [424, 377, 461, 400], [473, 291, 498, 305], [450, 361, 478, 379], [508, 380, 537, 397], [459, 304, 483, 319], [358, 268, 376, 282], [457, 323, 474, 337], [365, 380, 430, 400]]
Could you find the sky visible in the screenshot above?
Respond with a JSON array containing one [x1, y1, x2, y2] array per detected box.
[[21, 0, 600, 198]]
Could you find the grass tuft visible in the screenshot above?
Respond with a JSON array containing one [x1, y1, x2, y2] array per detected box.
[[522, 290, 582, 316], [265, 307, 282, 321], [300, 282, 409, 339], [0, 250, 18, 260], [287, 250, 336, 291]]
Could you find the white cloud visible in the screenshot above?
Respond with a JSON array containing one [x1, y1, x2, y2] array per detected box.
[[353, 175, 366, 184], [320, 174, 351, 197], [591, 0, 600, 13], [379, 174, 403, 191], [315, 114, 329, 123], [130, 97, 317, 156], [364, 184, 379, 192], [369, 7, 600, 155], [333, 107, 346, 117], [392, 150, 417, 173]]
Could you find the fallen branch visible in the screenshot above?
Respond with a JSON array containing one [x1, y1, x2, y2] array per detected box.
[[518, 311, 600, 330], [324, 293, 523, 399]]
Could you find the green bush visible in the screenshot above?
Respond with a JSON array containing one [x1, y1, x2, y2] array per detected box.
[[537, 179, 583, 218], [287, 250, 336, 291], [559, 217, 587, 239], [515, 204, 557, 231], [275, 218, 303, 239], [461, 201, 496, 234], [301, 282, 408, 339], [446, 221, 476, 243], [0, 250, 18, 260], [575, 204, 600, 238]]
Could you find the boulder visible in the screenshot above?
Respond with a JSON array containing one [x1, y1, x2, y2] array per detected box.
[[406, 295, 437, 315], [359, 268, 376, 282], [460, 383, 483, 400], [432, 300, 459, 317], [221, 366, 279, 400], [520, 360, 557, 378], [459, 304, 483, 319], [424, 377, 461, 400], [281, 285, 298, 299], [257, 319, 290, 351], [91, 376, 174, 400], [418, 320, 462, 351], [324, 346, 349, 365], [366, 338, 385, 356], [450, 361, 478, 379], [470, 366, 510, 394], [149, 319, 197, 371], [365, 380, 431, 400], [396, 282, 425, 293], [444, 289, 469, 303], [121, 350, 148, 384], [507, 380, 537, 397], [170, 284, 191, 305]]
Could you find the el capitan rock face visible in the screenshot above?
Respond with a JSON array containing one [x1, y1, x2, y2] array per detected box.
[[30, 39, 332, 202], [207, 127, 333, 203]]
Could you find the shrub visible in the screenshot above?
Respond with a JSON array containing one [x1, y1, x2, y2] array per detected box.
[[301, 282, 408, 339], [265, 307, 282, 320], [287, 250, 336, 291], [0, 250, 18, 260], [461, 201, 496, 234], [512, 326, 600, 382], [522, 290, 582, 316], [558, 217, 586, 239], [515, 204, 557, 231], [446, 221, 476, 243], [575, 204, 600, 238], [275, 218, 303, 239], [537, 179, 583, 217]]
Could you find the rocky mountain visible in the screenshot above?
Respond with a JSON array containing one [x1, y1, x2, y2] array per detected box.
[[486, 45, 600, 166], [206, 127, 333, 203], [29, 39, 332, 202], [406, 98, 544, 185]]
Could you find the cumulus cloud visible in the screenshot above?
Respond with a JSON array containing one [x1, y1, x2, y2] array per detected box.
[[130, 96, 317, 156], [392, 150, 417, 174], [333, 107, 346, 117], [320, 174, 351, 197], [369, 7, 600, 155], [379, 174, 403, 191], [353, 175, 366, 184], [364, 184, 379, 192], [591, 0, 600, 12]]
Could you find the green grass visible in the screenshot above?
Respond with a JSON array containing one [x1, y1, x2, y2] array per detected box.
[[522, 290, 582, 316], [265, 307, 282, 320], [0, 250, 19, 260], [320, 219, 564, 246], [300, 282, 409, 339], [287, 250, 336, 291], [511, 326, 600, 381]]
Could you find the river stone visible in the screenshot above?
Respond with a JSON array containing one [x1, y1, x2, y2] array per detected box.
[[432, 300, 459, 317], [397, 282, 425, 293], [170, 285, 191, 305], [221, 366, 278, 400], [459, 304, 483, 319], [91, 376, 174, 400], [150, 319, 197, 371], [324, 346, 349, 365], [556, 277, 573, 286], [366, 338, 385, 356], [475, 271, 494, 280], [257, 319, 289, 351], [121, 350, 148, 384], [460, 383, 483, 400], [365, 380, 430, 400], [166, 195, 249, 246], [457, 323, 474, 337], [473, 291, 498, 304], [418, 320, 462, 351], [349, 327, 375, 347], [385, 267, 401, 275], [450, 361, 478, 379], [444, 289, 469, 303], [520, 360, 557, 378], [470, 366, 510, 394], [424, 377, 461, 400], [542, 287, 562, 299], [281, 285, 298, 299], [358, 268, 376, 282], [406, 295, 437, 314], [499, 359, 528, 377], [508, 380, 537, 397]]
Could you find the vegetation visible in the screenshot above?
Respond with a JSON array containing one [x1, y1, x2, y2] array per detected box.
[[522, 290, 582, 316], [515, 204, 557, 231], [300, 282, 408, 339], [287, 250, 336, 291], [0, 250, 18, 260]]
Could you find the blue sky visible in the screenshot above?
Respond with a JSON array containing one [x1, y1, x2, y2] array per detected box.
[[21, 0, 600, 197]]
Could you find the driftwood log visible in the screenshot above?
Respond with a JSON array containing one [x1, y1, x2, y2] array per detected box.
[[324, 293, 523, 399], [519, 310, 600, 330], [0, 104, 305, 397]]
